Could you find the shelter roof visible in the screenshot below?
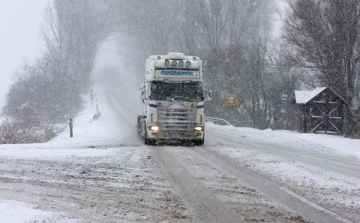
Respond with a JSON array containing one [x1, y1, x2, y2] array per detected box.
[[295, 87, 347, 105], [295, 87, 327, 104]]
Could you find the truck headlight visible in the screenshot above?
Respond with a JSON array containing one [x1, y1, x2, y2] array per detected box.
[[194, 126, 204, 131], [150, 126, 160, 132]]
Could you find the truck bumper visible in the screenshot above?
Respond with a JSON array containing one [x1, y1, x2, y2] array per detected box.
[[146, 126, 204, 141]]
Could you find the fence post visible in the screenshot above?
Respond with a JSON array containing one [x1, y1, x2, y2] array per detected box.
[[69, 118, 73, 137]]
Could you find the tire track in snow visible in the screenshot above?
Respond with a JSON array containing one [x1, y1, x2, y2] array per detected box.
[[152, 146, 246, 223], [188, 146, 352, 223]]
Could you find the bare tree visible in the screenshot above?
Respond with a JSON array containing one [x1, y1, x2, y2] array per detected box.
[[285, 0, 360, 135], [42, 0, 115, 93], [2, 0, 117, 144], [179, 0, 276, 128]]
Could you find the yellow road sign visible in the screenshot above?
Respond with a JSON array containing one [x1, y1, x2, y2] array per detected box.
[[225, 94, 238, 106]]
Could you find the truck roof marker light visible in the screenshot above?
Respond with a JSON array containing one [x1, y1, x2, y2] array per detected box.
[[185, 61, 191, 67], [171, 60, 177, 66], [178, 60, 184, 67], [165, 59, 170, 66]]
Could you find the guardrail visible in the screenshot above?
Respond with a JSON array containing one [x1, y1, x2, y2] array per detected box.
[[205, 116, 233, 127]]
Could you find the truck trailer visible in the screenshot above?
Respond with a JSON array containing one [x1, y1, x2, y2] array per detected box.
[[137, 52, 211, 145]]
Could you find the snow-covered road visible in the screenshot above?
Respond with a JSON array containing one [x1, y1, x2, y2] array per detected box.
[[0, 87, 359, 223]]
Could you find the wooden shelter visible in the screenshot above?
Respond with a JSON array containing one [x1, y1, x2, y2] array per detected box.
[[295, 87, 347, 134]]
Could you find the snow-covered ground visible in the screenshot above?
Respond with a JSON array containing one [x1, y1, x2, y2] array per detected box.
[[205, 125, 360, 222], [0, 86, 359, 222], [0, 87, 143, 223], [0, 199, 78, 223], [207, 123, 360, 160]]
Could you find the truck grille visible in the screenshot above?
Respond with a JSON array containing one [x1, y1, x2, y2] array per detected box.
[[158, 103, 196, 137], [162, 109, 189, 120]]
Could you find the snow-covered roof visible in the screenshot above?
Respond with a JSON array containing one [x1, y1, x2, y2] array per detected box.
[[295, 87, 348, 104], [295, 87, 327, 104]]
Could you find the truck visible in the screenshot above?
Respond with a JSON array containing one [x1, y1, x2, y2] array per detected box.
[[137, 52, 212, 145]]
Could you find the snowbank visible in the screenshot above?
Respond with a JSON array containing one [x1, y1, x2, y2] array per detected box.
[[0, 199, 78, 223], [207, 122, 360, 160]]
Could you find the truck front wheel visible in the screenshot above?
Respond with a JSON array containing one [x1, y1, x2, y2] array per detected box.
[[145, 138, 156, 145], [144, 129, 156, 145], [194, 137, 204, 146]]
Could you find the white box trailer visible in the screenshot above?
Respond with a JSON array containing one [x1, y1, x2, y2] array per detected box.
[[137, 52, 211, 145]]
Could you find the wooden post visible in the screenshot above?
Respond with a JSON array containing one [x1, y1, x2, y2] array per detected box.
[[69, 118, 73, 138], [303, 105, 307, 133], [343, 103, 347, 136]]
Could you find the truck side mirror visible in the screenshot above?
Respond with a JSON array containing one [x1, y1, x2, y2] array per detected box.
[[140, 84, 146, 99], [141, 89, 145, 99], [203, 89, 212, 101], [208, 90, 212, 101]]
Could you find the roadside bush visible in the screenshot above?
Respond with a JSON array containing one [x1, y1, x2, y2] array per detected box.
[[0, 118, 64, 144]]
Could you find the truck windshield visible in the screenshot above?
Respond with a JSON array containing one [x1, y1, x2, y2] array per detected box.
[[149, 81, 203, 101]]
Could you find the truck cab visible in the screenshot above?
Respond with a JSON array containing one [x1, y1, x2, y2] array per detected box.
[[137, 52, 211, 145]]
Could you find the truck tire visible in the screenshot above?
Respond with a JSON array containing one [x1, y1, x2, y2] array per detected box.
[[195, 139, 204, 146], [144, 128, 155, 145], [194, 136, 204, 146], [144, 128, 149, 145], [145, 139, 156, 145]]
